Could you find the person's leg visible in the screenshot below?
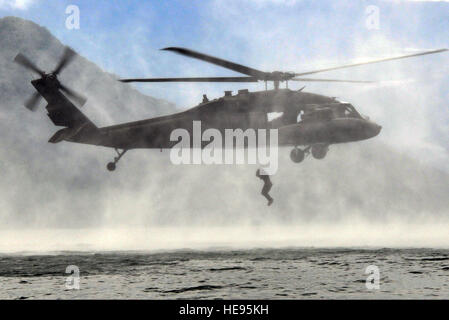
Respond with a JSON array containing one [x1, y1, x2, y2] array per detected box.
[[266, 182, 273, 205], [262, 184, 274, 206], [261, 185, 268, 199]]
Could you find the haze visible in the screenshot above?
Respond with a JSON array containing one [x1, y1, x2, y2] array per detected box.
[[0, 0, 448, 252]]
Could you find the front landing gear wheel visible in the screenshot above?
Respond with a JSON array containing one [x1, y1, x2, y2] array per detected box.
[[311, 144, 328, 160], [107, 162, 116, 171], [290, 148, 305, 163]]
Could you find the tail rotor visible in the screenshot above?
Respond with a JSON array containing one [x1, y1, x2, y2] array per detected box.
[[14, 47, 87, 111]]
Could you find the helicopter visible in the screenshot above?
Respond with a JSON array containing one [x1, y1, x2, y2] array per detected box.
[[14, 46, 447, 171]]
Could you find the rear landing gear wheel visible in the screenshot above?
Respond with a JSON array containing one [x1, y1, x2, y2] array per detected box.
[[290, 148, 305, 163], [106, 148, 128, 172], [107, 162, 116, 171]]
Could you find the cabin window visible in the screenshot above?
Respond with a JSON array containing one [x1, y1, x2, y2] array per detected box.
[[267, 112, 283, 122]]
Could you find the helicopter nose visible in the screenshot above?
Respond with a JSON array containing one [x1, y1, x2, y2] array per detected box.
[[370, 123, 382, 137], [375, 124, 382, 134]]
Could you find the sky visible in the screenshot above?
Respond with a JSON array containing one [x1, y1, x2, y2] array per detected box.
[[0, 0, 447, 103]]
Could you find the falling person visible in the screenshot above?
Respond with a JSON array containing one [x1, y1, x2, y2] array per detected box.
[[256, 169, 273, 206]]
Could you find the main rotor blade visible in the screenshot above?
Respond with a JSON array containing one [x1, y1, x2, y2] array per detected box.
[[292, 78, 375, 83], [24, 92, 42, 111], [162, 47, 268, 79], [59, 84, 87, 106], [120, 76, 259, 83], [52, 47, 76, 75], [14, 53, 45, 77], [295, 48, 448, 77]]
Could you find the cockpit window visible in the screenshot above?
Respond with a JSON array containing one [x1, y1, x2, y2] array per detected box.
[[342, 103, 362, 119]]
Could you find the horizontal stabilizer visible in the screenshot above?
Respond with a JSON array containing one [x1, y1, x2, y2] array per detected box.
[[48, 128, 68, 143]]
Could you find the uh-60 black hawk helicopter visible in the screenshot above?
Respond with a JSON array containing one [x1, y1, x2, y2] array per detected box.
[[14, 46, 447, 171]]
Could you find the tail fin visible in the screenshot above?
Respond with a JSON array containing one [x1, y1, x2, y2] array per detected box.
[[28, 78, 95, 130], [40, 88, 98, 144], [45, 96, 98, 144], [27, 78, 98, 144], [46, 99, 96, 129]]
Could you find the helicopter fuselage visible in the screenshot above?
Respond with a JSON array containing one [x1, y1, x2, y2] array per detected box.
[[69, 88, 382, 150], [17, 45, 446, 171]]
